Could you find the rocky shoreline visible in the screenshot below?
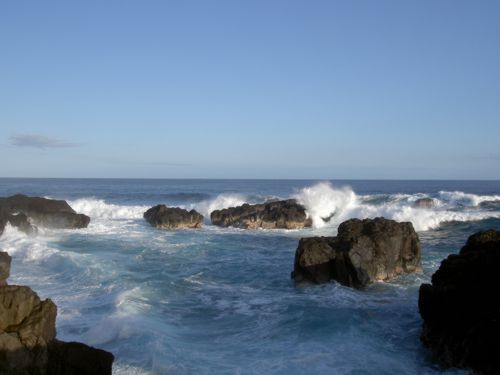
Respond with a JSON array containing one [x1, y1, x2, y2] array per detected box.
[[1, 193, 499, 374]]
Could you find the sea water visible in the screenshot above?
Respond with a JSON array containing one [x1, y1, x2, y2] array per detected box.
[[1, 178, 500, 375]]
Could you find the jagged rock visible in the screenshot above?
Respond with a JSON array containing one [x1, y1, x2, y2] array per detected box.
[[418, 230, 500, 375], [144, 205, 203, 229], [0, 213, 37, 236], [292, 217, 421, 287], [0, 285, 57, 373], [414, 198, 435, 208], [0, 194, 90, 232], [0, 254, 114, 374], [0, 252, 11, 286], [210, 199, 312, 229]]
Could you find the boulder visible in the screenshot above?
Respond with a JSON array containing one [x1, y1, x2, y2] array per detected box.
[[418, 230, 500, 375], [292, 217, 421, 287], [414, 198, 435, 208], [0, 252, 12, 286], [0, 254, 114, 374], [210, 199, 312, 229], [144, 205, 203, 229], [0, 194, 90, 231]]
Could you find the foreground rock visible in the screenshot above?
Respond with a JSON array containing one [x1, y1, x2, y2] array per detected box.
[[292, 217, 421, 287], [0, 252, 113, 374], [211, 199, 312, 229], [144, 205, 203, 229], [414, 198, 435, 208], [0, 252, 11, 286], [0, 194, 90, 235], [419, 230, 500, 375]]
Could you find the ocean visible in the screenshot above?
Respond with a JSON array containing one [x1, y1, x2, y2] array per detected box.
[[1, 178, 500, 374]]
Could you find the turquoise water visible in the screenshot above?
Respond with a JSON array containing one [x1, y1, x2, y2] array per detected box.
[[1, 179, 500, 374]]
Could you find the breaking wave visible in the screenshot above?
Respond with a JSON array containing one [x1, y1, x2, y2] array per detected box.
[[295, 182, 500, 231]]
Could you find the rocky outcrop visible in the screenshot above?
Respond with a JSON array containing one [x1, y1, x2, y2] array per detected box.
[[414, 198, 435, 208], [292, 217, 421, 288], [0, 194, 90, 234], [0, 252, 11, 286], [144, 205, 203, 229], [211, 199, 312, 229], [418, 230, 500, 375], [0, 253, 113, 374]]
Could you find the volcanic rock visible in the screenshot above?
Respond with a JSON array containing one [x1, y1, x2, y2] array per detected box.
[[0, 194, 90, 232], [418, 229, 500, 375], [0, 253, 114, 374], [144, 205, 203, 229], [210, 199, 312, 229], [292, 217, 421, 287], [0, 252, 11, 286]]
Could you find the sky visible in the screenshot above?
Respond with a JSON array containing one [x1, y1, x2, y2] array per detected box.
[[0, 0, 499, 179]]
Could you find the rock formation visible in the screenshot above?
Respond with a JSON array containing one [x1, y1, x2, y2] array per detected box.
[[0, 194, 90, 235], [419, 230, 500, 375], [0, 251, 113, 374], [144, 205, 203, 229], [210, 199, 312, 229], [414, 198, 435, 208], [292, 217, 421, 287]]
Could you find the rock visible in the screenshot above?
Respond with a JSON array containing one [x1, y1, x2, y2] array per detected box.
[[0, 254, 114, 374], [144, 205, 203, 229], [0, 285, 57, 373], [0, 194, 90, 231], [210, 199, 312, 229], [414, 198, 435, 208], [418, 229, 500, 375], [0, 252, 11, 286], [0, 213, 37, 236], [292, 217, 422, 287], [47, 340, 114, 375]]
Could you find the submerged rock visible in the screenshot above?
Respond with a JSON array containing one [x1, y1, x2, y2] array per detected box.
[[0, 194, 90, 233], [210, 199, 312, 229], [292, 217, 421, 288], [414, 198, 435, 208], [0, 253, 114, 374], [144, 205, 203, 229], [418, 230, 500, 375]]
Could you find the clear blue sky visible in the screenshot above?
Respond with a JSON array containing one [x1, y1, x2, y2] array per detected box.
[[1, 0, 499, 179]]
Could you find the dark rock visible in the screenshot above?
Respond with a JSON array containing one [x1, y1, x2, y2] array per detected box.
[[0, 252, 11, 286], [414, 198, 435, 208], [48, 340, 114, 375], [210, 199, 312, 229], [0, 254, 114, 374], [418, 229, 500, 375], [144, 205, 203, 229], [0, 213, 37, 236], [0, 194, 90, 232], [292, 217, 422, 287]]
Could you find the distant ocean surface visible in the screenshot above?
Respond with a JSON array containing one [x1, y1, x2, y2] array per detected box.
[[1, 178, 500, 375]]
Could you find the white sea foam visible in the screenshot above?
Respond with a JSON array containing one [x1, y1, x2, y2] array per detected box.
[[293, 182, 358, 229], [294, 182, 500, 231], [68, 198, 148, 220], [438, 191, 500, 207]]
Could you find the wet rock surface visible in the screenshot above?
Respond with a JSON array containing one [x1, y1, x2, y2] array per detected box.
[[292, 217, 421, 287], [144, 205, 203, 229], [210, 199, 312, 229], [419, 229, 500, 375]]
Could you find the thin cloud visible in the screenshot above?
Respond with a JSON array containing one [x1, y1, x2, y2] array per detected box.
[[10, 133, 80, 149]]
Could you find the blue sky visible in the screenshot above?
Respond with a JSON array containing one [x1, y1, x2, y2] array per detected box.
[[1, 0, 499, 179]]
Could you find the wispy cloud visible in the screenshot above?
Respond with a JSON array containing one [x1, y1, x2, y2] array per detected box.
[[9, 133, 80, 149]]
